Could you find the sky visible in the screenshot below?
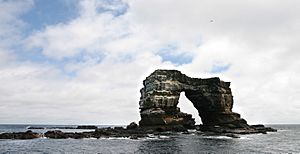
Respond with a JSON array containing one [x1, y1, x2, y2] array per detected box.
[[0, 0, 299, 125]]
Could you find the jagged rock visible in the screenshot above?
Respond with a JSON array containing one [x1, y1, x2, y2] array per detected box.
[[138, 70, 276, 134], [126, 122, 138, 129], [0, 130, 41, 139], [129, 135, 138, 139], [250, 124, 277, 133], [93, 127, 148, 139], [45, 130, 68, 139], [44, 130, 93, 139]]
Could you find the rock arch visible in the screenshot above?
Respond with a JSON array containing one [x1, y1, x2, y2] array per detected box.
[[139, 70, 248, 129]]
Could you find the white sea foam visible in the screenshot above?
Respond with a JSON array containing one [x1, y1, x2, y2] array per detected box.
[[188, 129, 197, 133], [82, 137, 97, 140], [203, 136, 233, 139], [278, 129, 290, 132], [239, 136, 250, 140], [94, 137, 131, 140], [158, 135, 170, 139]]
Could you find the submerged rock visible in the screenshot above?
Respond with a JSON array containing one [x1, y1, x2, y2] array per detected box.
[[48, 126, 76, 129], [76, 125, 98, 129], [224, 133, 240, 138], [27, 126, 45, 129]]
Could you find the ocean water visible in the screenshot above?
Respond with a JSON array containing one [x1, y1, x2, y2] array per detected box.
[[0, 124, 299, 154]]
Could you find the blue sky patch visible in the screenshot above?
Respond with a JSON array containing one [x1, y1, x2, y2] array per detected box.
[[15, 46, 105, 77], [210, 63, 231, 73], [158, 44, 193, 65], [21, 0, 79, 34]]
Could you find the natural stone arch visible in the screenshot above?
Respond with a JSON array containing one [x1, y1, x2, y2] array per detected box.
[[139, 70, 248, 129]]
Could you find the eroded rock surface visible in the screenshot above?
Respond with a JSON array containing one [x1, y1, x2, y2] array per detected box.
[[139, 70, 276, 133], [0, 130, 41, 139]]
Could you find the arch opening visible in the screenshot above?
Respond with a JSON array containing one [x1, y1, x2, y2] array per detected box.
[[177, 92, 202, 124]]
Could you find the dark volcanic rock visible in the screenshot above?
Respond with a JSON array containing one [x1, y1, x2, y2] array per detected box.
[[138, 70, 276, 134], [126, 122, 138, 129], [250, 124, 277, 133], [45, 130, 68, 139], [44, 130, 93, 139], [76, 125, 97, 129], [93, 127, 148, 139], [47, 126, 76, 129], [0, 130, 40, 139], [27, 126, 45, 129], [1, 127, 150, 140]]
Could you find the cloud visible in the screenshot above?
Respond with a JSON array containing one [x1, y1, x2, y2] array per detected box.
[[0, 0, 33, 47], [1, 0, 300, 124], [26, 0, 131, 60], [128, 0, 300, 124]]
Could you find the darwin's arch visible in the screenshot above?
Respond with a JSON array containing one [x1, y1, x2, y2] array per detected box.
[[139, 70, 249, 129]]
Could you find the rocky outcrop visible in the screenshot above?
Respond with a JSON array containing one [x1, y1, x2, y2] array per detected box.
[[126, 122, 138, 129], [0, 123, 276, 140], [40, 123, 150, 139], [138, 70, 276, 134], [0, 130, 41, 139]]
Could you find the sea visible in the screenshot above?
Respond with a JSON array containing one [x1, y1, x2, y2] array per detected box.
[[0, 124, 299, 154]]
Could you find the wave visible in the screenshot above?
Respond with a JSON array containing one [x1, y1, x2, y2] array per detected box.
[[203, 136, 233, 139]]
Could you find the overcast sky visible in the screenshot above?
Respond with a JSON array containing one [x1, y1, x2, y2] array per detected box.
[[0, 0, 299, 125]]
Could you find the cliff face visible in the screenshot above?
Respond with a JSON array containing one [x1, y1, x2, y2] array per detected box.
[[139, 70, 249, 129]]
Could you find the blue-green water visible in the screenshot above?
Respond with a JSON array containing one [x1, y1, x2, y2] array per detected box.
[[0, 124, 299, 153]]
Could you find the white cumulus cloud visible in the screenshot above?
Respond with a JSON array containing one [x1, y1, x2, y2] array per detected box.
[[0, 0, 300, 124]]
